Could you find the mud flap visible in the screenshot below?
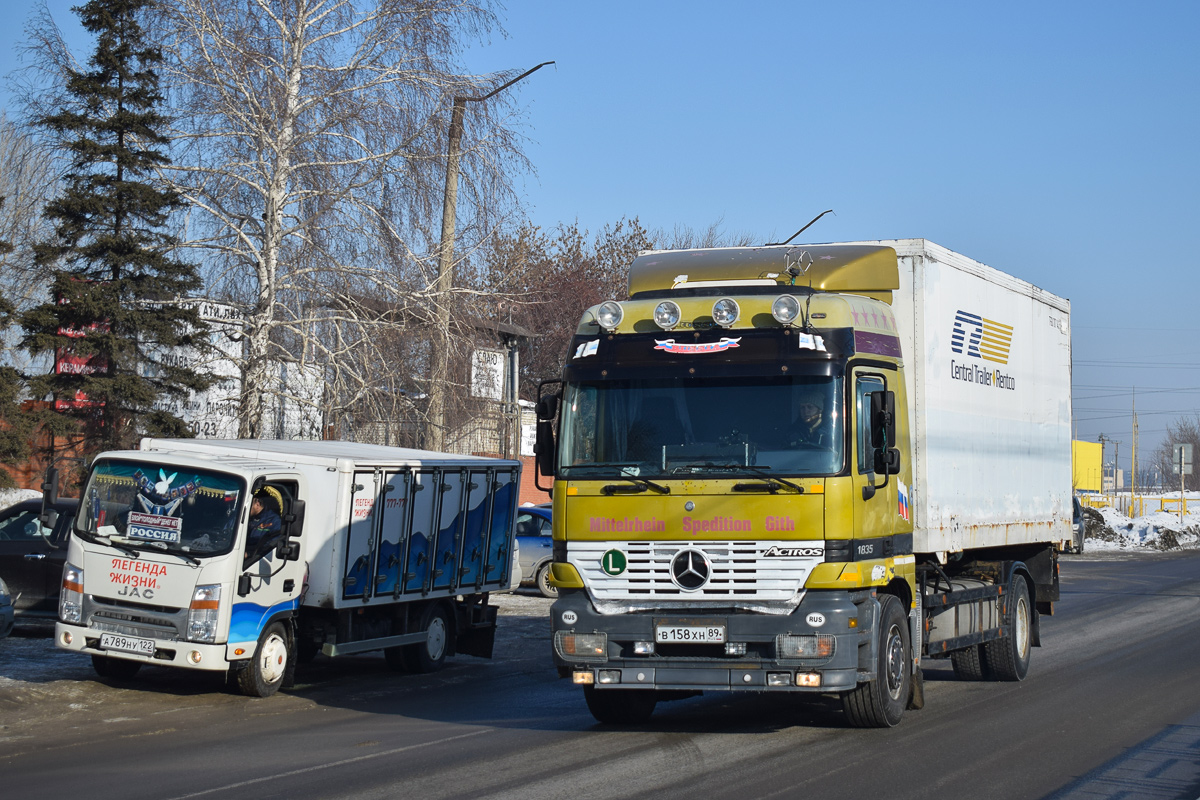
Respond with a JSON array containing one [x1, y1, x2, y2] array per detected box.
[[908, 665, 924, 710], [455, 602, 498, 658]]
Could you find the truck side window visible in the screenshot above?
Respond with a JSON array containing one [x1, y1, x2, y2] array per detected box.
[[856, 376, 885, 474]]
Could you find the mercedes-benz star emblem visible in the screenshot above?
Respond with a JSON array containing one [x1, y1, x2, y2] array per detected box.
[[670, 549, 711, 591]]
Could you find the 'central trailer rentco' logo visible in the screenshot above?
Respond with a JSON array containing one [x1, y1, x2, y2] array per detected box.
[[951, 310, 1013, 364]]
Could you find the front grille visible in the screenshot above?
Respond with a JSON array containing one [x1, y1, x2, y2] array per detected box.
[[84, 595, 186, 641], [570, 540, 824, 602]]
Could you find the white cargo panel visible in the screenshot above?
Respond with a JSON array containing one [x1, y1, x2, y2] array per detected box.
[[138, 439, 521, 608], [853, 240, 1072, 553]]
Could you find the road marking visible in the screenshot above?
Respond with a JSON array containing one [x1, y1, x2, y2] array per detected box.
[[163, 728, 491, 799]]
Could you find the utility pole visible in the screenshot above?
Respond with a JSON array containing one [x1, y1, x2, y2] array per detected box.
[[1131, 388, 1138, 513], [426, 61, 554, 453]]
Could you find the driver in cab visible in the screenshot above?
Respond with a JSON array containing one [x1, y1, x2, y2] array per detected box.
[[793, 391, 831, 448], [244, 486, 283, 567]]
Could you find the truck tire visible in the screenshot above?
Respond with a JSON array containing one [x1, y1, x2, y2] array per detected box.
[[403, 603, 450, 674], [237, 621, 290, 697], [983, 574, 1032, 681], [92, 655, 141, 680], [950, 645, 992, 681], [841, 594, 910, 728], [583, 686, 657, 724], [536, 563, 558, 599]]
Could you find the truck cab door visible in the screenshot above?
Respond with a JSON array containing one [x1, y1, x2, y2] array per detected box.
[[851, 371, 896, 546]]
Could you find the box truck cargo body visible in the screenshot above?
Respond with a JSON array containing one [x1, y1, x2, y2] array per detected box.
[[536, 238, 1070, 726], [55, 439, 521, 696]]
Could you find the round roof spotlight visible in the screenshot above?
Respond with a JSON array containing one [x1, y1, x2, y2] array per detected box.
[[711, 297, 740, 328], [596, 301, 624, 332], [772, 295, 802, 326], [654, 300, 682, 331]]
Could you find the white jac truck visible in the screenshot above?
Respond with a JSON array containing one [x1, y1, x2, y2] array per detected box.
[[55, 439, 521, 696]]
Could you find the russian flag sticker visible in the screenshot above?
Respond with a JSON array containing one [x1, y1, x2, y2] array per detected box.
[[897, 480, 910, 522]]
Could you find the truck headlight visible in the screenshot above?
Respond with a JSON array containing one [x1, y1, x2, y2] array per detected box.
[[187, 584, 222, 644], [59, 563, 84, 624], [555, 630, 608, 663], [777, 633, 835, 659]]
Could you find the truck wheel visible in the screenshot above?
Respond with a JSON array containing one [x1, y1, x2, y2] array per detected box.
[[237, 621, 290, 697], [950, 645, 991, 680], [983, 574, 1032, 681], [536, 564, 558, 599], [403, 603, 450, 674], [91, 655, 141, 680], [583, 686, 657, 724], [841, 594, 910, 728]]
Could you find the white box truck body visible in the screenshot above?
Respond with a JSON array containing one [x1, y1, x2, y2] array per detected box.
[[55, 439, 521, 696]]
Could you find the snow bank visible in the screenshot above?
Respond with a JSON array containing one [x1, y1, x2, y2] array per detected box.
[[1085, 500, 1200, 552], [0, 488, 41, 511]]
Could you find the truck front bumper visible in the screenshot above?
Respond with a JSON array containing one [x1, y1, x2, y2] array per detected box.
[[550, 589, 877, 693], [56, 622, 235, 672]]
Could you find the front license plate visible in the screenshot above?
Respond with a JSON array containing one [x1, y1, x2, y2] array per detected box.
[[100, 632, 155, 656], [655, 625, 726, 644]]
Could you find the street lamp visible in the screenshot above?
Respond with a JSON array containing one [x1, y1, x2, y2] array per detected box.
[[427, 61, 555, 453]]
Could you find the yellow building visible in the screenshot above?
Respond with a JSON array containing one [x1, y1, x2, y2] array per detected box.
[[1072, 440, 1102, 492]]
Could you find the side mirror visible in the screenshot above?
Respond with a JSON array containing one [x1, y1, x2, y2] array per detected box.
[[535, 394, 559, 421], [869, 391, 896, 449], [275, 541, 301, 561], [873, 447, 901, 475], [283, 498, 305, 538], [237, 573, 252, 597], [535, 420, 557, 477], [39, 467, 60, 529]]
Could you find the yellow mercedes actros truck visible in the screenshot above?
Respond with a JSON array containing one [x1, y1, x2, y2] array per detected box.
[[535, 239, 1071, 727]]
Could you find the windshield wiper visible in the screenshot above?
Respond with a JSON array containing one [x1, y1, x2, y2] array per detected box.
[[94, 534, 141, 559], [675, 462, 804, 494], [600, 474, 670, 496], [143, 541, 200, 566]]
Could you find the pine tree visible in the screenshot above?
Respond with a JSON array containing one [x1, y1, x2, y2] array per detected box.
[[20, 0, 210, 456], [0, 195, 33, 487]]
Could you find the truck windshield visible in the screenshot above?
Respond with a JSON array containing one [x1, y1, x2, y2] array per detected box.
[[75, 459, 246, 558], [559, 375, 844, 477]]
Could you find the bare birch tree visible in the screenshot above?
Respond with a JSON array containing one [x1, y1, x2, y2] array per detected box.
[[156, 0, 529, 438], [0, 115, 59, 371]]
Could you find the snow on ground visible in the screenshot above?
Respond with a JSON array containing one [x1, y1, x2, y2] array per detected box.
[[1084, 494, 1200, 552]]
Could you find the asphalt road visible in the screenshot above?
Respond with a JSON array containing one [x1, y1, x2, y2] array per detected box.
[[2, 550, 1199, 800]]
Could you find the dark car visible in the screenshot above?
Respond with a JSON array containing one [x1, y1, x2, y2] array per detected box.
[[1070, 496, 1085, 554], [516, 504, 555, 598], [0, 577, 14, 639], [0, 498, 78, 620]]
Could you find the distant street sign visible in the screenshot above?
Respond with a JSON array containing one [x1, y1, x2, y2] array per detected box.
[[1172, 443, 1193, 476]]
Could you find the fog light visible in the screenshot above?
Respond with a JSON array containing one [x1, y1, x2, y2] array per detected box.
[[653, 300, 682, 330], [633, 641, 655, 655], [711, 297, 740, 327], [598, 670, 622, 684], [772, 295, 801, 326], [767, 672, 792, 687], [60, 631, 73, 646], [188, 650, 203, 664], [596, 301, 624, 331], [777, 633, 836, 658], [573, 671, 595, 685], [796, 672, 822, 687], [725, 642, 747, 656]]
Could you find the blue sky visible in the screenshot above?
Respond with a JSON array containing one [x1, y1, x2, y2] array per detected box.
[[3, 0, 1198, 481]]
